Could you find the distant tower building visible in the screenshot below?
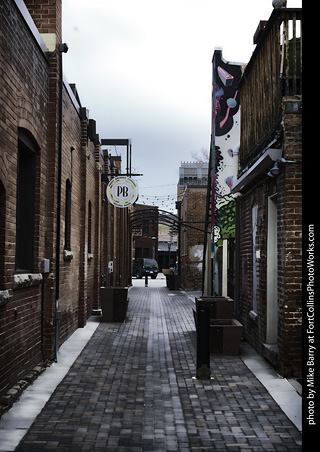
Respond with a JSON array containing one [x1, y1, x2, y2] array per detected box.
[[177, 161, 208, 201], [177, 161, 208, 290]]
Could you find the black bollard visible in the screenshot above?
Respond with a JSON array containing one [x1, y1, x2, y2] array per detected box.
[[196, 306, 211, 379], [145, 274, 148, 287]]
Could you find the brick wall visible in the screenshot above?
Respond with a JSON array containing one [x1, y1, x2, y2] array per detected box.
[[24, 0, 62, 42], [180, 187, 206, 290], [0, 0, 107, 400], [278, 103, 302, 376], [99, 157, 132, 289], [0, 0, 50, 396], [133, 205, 159, 263], [238, 181, 274, 352], [238, 103, 302, 378]]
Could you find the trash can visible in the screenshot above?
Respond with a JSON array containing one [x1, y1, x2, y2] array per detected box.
[[209, 319, 243, 355], [193, 297, 243, 355], [166, 274, 181, 290], [100, 287, 129, 322], [195, 296, 234, 319]]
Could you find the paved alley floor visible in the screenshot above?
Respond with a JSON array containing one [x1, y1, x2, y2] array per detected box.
[[1, 277, 302, 451]]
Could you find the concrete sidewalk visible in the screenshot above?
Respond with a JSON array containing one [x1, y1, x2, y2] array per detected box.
[[0, 277, 302, 451]]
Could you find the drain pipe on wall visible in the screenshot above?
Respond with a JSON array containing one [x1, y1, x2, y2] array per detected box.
[[232, 144, 241, 318], [55, 43, 68, 362], [41, 258, 50, 361], [233, 144, 240, 181]]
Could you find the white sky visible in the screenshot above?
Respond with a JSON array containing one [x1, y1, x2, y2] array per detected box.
[[62, 0, 302, 212]]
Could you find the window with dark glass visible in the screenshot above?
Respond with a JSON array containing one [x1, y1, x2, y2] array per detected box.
[[0, 181, 5, 287], [64, 179, 72, 250], [88, 200, 92, 254], [16, 129, 38, 273], [142, 220, 148, 233]]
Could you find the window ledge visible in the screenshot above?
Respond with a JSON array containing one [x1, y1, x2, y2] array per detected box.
[[12, 274, 43, 290], [249, 310, 258, 322], [64, 250, 74, 260], [0, 290, 10, 306]]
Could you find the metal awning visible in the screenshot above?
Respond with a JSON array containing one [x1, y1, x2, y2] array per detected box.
[[231, 148, 283, 194]]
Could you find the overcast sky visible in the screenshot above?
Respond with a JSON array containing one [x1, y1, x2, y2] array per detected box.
[[62, 0, 302, 212]]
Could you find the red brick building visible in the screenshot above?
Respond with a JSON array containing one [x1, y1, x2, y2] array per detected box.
[[100, 155, 132, 288], [0, 0, 131, 405], [231, 8, 302, 377], [131, 204, 159, 263], [177, 162, 208, 291], [180, 187, 207, 291]]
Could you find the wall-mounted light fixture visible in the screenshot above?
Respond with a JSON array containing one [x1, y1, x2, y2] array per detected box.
[[267, 157, 299, 178], [267, 161, 281, 178]]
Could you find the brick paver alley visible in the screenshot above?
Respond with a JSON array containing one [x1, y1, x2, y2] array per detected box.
[[15, 281, 302, 451]]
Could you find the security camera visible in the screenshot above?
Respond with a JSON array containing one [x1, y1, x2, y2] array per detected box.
[[59, 43, 68, 53]]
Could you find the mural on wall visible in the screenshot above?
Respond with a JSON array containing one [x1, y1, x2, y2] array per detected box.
[[211, 49, 243, 245], [189, 244, 204, 272]]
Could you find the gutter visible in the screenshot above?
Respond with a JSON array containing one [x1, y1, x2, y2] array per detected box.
[[13, 0, 48, 55]]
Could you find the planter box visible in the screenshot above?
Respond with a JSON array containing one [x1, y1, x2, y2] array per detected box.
[[162, 268, 171, 276], [100, 287, 129, 322], [166, 274, 181, 290], [195, 296, 234, 320], [209, 319, 243, 355]]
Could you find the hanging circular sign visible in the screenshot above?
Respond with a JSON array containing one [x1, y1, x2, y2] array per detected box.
[[106, 176, 139, 208]]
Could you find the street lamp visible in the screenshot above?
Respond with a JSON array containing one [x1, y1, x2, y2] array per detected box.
[[152, 236, 157, 260]]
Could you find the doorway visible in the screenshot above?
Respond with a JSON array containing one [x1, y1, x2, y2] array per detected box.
[[266, 195, 278, 344]]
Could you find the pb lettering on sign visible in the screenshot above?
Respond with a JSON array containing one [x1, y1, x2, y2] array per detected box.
[[106, 176, 139, 208], [117, 185, 129, 197]]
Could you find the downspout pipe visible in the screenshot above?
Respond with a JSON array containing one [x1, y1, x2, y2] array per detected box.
[[55, 43, 68, 362], [231, 143, 240, 317], [234, 196, 241, 318], [41, 272, 46, 361], [233, 144, 240, 183]]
